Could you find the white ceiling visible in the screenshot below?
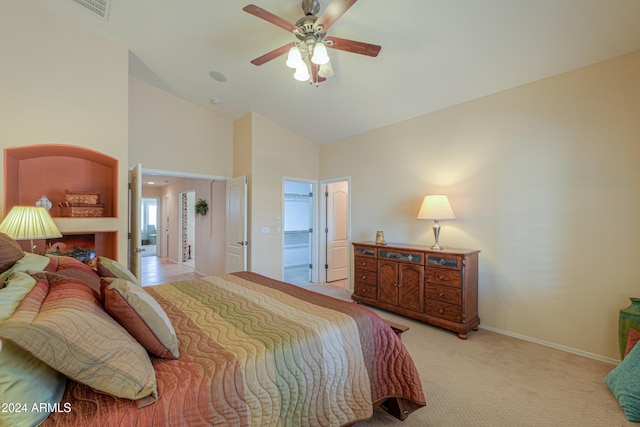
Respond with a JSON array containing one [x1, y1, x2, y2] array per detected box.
[[35, 0, 640, 145]]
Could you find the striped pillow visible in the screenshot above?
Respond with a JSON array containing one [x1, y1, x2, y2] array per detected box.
[[101, 278, 179, 359], [0, 272, 157, 406]]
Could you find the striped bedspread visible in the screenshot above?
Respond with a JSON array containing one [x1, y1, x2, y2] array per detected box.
[[44, 272, 425, 426]]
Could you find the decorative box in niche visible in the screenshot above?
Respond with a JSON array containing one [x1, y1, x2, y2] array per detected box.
[[58, 190, 104, 217]]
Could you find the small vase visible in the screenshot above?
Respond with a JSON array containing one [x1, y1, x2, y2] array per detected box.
[[35, 195, 52, 211], [619, 297, 640, 358]]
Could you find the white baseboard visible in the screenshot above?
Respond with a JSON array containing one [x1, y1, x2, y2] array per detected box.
[[479, 325, 620, 365]]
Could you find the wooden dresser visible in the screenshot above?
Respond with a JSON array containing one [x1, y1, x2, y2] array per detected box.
[[352, 242, 480, 339]]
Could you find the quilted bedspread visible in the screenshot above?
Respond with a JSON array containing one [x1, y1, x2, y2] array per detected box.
[[44, 272, 425, 426]]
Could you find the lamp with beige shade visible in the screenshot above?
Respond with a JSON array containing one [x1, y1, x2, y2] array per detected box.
[[0, 206, 62, 253], [417, 195, 455, 250]]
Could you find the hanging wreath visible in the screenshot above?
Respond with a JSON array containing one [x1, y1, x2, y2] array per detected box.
[[195, 198, 209, 216]]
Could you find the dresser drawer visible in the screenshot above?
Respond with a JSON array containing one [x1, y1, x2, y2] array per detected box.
[[425, 283, 461, 305], [353, 283, 376, 299], [425, 300, 462, 323], [425, 267, 461, 288], [354, 246, 377, 258], [354, 269, 377, 286], [379, 249, 423, 264], [427, 254, 463, 270], [354, 256, 376, 272]]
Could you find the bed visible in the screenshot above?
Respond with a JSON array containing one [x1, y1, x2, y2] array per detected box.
[[0, 234, 425, 427]]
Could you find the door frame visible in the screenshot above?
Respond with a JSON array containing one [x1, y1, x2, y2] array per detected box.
[[282, 177, 318, 284], [318, 177, 351, 285]]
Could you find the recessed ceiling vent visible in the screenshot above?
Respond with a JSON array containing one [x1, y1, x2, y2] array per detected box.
[[71, 0, 112, 20]]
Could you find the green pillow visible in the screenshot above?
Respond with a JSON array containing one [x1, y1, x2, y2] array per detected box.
[[0, 272, 67, 427], [604, 340, 640, 422], [96, 256, 140, 286]]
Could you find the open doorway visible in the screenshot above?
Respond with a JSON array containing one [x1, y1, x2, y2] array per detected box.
[[283, 179, 316, 286], [140, 197, 158, 257]]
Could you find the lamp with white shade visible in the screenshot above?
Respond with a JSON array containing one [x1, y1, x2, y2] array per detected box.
[[0, 206, 62, 253], [417, 195, 455, 250]]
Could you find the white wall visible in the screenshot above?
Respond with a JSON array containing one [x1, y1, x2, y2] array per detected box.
[[129, 77, 233, 178], [239, 113, 319, 279], [320, 51, 640, 361]]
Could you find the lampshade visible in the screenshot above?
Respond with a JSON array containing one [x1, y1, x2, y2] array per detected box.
[[286, 45, 303, 69], [318, 60, 334, 78], [0, 206, 62, 241], [294, 64, 310, 82], [311, 41, 329, 65], [417, 195, 455, 220]]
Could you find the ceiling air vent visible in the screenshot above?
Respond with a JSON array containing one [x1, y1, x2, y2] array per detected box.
[[71, 0, 112, 19]]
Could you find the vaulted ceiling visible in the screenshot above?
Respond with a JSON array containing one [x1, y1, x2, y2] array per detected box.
[[35, 0, 640, 145]]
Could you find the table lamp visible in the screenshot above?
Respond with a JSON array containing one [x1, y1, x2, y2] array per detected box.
[[417, 195, 455, 250], [0, 206, 62, 253]]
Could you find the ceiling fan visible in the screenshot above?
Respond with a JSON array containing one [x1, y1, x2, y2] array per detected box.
[[243, 0, 381, 86]]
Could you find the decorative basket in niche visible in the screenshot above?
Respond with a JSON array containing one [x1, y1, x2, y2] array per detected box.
[[65, 190, 101, 205], [58, 202, 104, 217]]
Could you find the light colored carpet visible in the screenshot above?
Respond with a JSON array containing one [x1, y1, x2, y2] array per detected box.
[[304, 283, 632, 427]]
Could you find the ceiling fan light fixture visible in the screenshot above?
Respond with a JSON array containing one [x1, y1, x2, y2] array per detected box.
[[318, 60, 334, 78], [294, 64, 310, 82], [311, 41, 329, 65], [286, 45, 303, 69]]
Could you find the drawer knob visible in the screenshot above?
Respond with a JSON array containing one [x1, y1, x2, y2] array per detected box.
[[362, 288, 367, 293], [439, 308, 445, 314], [361, 275, 367, 280], [439, 275, 445, 280], [361, 262, 367, 266], [438, 292, 445, 297], [398, 283, 402, 287]]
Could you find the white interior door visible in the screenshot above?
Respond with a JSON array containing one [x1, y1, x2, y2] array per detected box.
[[226, 175, 247, 273], [129, 163, 142, 280], [326, 181, 349, 282]]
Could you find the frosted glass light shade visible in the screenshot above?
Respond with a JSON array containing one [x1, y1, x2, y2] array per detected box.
[[311, 42, 329, 65], [318, 60, 334, 78], [417, 195, 455, 220], [0, 206, 62, 240], [286, 45, 303, 69], [294, 64, 310, 82]]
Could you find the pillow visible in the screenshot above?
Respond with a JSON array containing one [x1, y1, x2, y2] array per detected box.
[[97, 256, 140, 286], [101, 278, 179, 359], [604, 340, 640, 422], [0, 232, 25, 274], [0, 272, 67, 427], [0, 271, 157, 407], [45, 255, 102, 294], [625, 328, 640, 358], [0, 252, 49, 280]]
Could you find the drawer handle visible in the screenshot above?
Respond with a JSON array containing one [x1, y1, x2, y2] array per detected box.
[[439, 275, 445, 280], [439, 308, 445, 314], [361, 262, 367, 266], [438, 292, 445, 297], [438, 259, 446, 265], [362, 288, 367, 293]]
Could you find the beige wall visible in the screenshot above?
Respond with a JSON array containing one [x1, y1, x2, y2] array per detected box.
[[129, 77, 233, 178], [241, 113, 319, 278], [320, 51, 640, 361], [0, 0, 129, 261]]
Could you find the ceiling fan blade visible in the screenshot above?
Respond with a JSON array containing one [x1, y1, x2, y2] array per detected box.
[[250, 43, 293, 66], [243, 4, 301, 33], [316, 0, 358, 32], [325, 36, 381, 57]]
